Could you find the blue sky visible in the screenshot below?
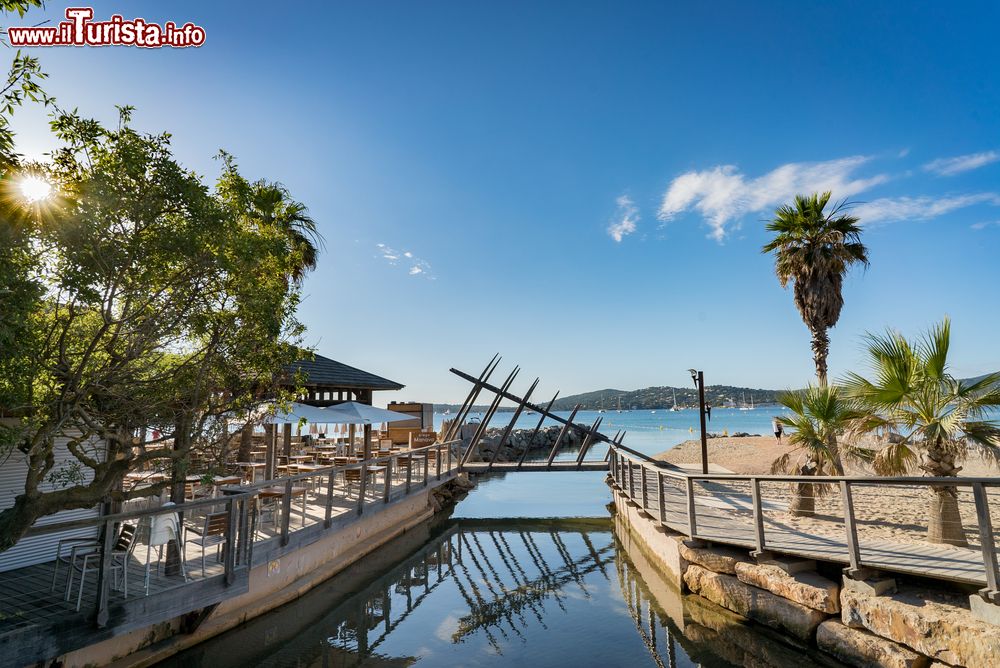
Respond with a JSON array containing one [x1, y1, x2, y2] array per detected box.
[[10, 1, 1000, 403]]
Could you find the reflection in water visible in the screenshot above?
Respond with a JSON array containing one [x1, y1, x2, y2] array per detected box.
[[165, 519, 736, 668]]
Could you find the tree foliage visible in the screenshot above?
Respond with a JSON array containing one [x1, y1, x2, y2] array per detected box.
[[762, 192, 868, 388], [843, 319, 1000, 545], [0, 107, 316, 551]]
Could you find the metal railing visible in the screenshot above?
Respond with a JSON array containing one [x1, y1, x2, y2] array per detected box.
[[607, 444, 1000, 600], [6, 439, 463, 637]]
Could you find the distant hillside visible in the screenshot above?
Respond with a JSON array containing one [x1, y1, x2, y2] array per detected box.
[[549, 385, 779, 411], [434, 384, 781, 413], [433, 373, 998, 413]]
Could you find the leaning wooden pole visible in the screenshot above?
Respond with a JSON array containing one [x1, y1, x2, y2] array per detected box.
[[461, 367, 519, 465], [487, 378, 539, 472], [546, 405, 580, 468], [576, 417, 603, 467], [517, 392, 559, 469], [445, 354, 501, 442]]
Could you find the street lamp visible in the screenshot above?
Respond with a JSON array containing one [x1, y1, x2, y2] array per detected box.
[[688, 369, 709, 474]]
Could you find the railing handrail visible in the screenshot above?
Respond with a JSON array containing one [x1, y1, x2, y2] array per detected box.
[[607, 441, 1000, 600], [21, 439, 462, 538], [608, 443, 1000, 487], [238, 438, 461, 489], [22, 490, 257, 538]]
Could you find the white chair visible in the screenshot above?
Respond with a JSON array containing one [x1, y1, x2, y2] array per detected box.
[[144, 507, 186, 593]]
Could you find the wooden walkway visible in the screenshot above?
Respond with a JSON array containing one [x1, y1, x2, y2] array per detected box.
[[614, 453, 991, 587]]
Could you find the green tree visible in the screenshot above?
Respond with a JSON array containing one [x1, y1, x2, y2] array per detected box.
[[0, 108, 310, 551], [843, 319, 1000, 546], [772, 385, 868, 516]]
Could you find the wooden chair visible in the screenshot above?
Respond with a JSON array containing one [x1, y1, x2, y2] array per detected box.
[[184, 512, 229, 577]]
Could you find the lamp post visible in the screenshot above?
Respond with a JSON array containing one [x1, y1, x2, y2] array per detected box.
[[688, 369, 709, 474]]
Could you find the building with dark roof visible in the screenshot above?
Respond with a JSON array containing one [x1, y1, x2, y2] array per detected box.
[[285, 353, 404, 407]]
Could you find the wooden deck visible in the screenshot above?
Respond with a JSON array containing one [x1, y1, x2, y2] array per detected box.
[[616, 457, 991, 587]]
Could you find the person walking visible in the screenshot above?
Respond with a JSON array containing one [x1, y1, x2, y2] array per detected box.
[[772, 416, 783, 443]]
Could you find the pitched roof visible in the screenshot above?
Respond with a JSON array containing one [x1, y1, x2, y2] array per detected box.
[[286, 353, 404, 391]]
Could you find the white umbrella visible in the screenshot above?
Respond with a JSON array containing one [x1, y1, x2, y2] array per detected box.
[[264, 401, 414, 426], [319, 401, 415, 425]]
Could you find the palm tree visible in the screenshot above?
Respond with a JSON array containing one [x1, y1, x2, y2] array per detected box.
[[249, 182, 322, 284], [773, 385, 868, 516], [843, 319, 1000, 546], [762, 192, 868, 388]]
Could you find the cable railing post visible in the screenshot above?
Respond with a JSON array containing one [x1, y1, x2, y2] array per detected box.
[[384, 456, 393, 503], [436, 442, 442, 480], [750, 478, 766, 557], [357, 460, 368, 515], [280, 478, 293, 546], [657, 471, 667, 524], [224, 497, 237, 584], [94, 517, 115, 627], [640, 464, 649, 512], [973, 482, 1000, 601], [685, 477, 698, 539], [423, 449, 429, 487], [840, 480, 862, 575], [325, 469, 336, 528], [405, 455, 412, 494]]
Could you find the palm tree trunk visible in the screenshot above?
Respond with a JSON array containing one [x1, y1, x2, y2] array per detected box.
[[810, 326, 830, 388], [788, 457, 818, 517], [923, 440, 967, 547]]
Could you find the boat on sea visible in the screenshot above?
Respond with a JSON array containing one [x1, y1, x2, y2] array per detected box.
[[739, 392, 755, 411], [670, 388, 680, 411]]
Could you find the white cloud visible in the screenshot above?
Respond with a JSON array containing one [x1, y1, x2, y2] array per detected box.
[[376, 243, 435, 279], [658, 156, 889, 242], [853, 193, 1000, 225], [971, 220, 1000, 231], [607, 195, 639, 242], [923, 151, 999, 177]]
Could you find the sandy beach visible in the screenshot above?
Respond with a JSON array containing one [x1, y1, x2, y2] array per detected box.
[[654, 436, 1000, 549]]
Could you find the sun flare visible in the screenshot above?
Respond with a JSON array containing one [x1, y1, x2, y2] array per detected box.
[[18, 175, 52, 203]]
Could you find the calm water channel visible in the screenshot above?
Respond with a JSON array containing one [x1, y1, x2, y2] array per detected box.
[[165, 412, 837, 667]]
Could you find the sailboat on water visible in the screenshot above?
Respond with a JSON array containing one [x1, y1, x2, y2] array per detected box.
[[670, 388, 680, 411], [739, 392, 755, 411]]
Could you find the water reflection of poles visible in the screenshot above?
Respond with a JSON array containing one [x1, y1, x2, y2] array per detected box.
[[487, 531, 548, 627], [616, 543, 677, 668]]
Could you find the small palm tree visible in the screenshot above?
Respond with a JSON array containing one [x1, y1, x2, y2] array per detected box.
[[773, 385, 868, 516], [843, 319, 1000, 546], [762, 192, 868, 388]]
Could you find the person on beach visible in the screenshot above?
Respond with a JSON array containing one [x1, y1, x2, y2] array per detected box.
[[772, 417, 783, 443]]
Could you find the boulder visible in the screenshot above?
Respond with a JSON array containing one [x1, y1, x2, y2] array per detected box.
[[817, 619, 929, 668], [735, 562, 840, 613], [841, 588, 1000, 668], [684, 565, 827, 641], [679, 542, 751, 575]]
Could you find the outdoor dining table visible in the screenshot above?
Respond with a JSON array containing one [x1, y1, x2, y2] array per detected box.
[[235, 462, 266, 483], [206, 475, 242, 497], [258, 485, 309, 526]]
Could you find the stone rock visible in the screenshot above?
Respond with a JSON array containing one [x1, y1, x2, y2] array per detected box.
[[735, 562, 840, 613], [679, 541, 751, 575], [817, 619, 929, 668], [684, 564, 828, 641], [841, 588, 1000, 668]]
